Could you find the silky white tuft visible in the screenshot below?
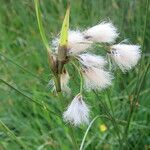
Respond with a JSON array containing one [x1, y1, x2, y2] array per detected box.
[[63, 94, 90, 126], [79, 53, 107, 68], [84, 22, 119, 43], [82, 67, 112, 90], [52, 30, 92, 54], [110, 44, 141, 72], [60, 71, 71, 94], [68, 30, 92, 54]]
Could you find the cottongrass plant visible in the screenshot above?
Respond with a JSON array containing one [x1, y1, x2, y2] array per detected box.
[[35, 0, 141, 127], [51, 23, 141, 126], [50, 21, 141, 126]]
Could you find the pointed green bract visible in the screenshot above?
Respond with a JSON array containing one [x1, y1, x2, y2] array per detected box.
[[59, 4, 70, 47], [34, 0, 50, 52]]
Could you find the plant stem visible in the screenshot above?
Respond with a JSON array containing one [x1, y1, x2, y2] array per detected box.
[[54, 75, 61, 93], [142, 0, 149, 49], [0, 120, 30, 150], [34, 0, 59, 92], [93, 90, 122, 147], [34, 0, 50, 52], [71, 62, 83, 94], [0, 53, 47, 83], [123, 62, 150, 141], [0, 78, 61, 117], [122, 0, 149, 146], [80, 116, 99, 150], [69, 125, 78, 150]]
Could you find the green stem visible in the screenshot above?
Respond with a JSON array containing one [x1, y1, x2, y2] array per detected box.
[[34, 0, 50, 52], [0, 53, 47, 83], [34, 0, 58, 91], [53, 75, 61, 93], [80, 116, 99, 150], [71, 62, 83, 94], [0, 120, 30, 150], [93, 90, 122, 147], [0, 78, 61, 117], [122, 1, 149, 143], [123, 62, 150, 142], [142, 0, 149, 49], [69, 126, 78, 150]]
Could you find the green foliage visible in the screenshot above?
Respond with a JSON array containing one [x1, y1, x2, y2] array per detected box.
[[0, 0, 150, 150], [59, 3, 70, 47]]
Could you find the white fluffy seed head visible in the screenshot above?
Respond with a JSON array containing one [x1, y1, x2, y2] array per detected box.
[[82, 67, 113, 90], [68, 30, 92, 55], [63, 93, 90, 126], [60, 71, 71, 94], [84, 22, 119, 43], [51, 30, 92, 55], [79, 53, 107, 68], [110, 44, 141, 72]]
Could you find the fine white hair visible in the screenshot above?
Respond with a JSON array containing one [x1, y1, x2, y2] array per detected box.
[[79, 53, 107, 68], [51, 30, 92, 54], [82, 67, 113, 90], [68, 30, 92, 55], [60, 71, 71, 94], [63, 94, 90, 126], [110, 44, 141, 72], [84, 21, 119, 43]]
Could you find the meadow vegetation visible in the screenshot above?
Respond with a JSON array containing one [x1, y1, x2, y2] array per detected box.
[[0, 0, 150, 149]]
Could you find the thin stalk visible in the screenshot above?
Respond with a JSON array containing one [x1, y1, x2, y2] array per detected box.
[[0, 120, 30, 150], [0, 78, 61, 117], [80, 114, 121, 150], [123, 62, 150, 140], [69, 126, 78, 150], [53, 75, 61, 93], [0, 53, 48, 83], [71, 62, 83, 94], [80, 116, 99, 150], [106, 90, 115, 116], [34, 0, 56, 89], [122, 0, 149, 144], [121, 3, 149, 147], [93, 90, 122, 147], [142, 0, 149, 49], [34, 0, 50, 52]]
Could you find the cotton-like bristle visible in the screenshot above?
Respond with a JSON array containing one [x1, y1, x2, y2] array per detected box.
[[82, 67, 113, 90], [60, 71, 71, 94], [63, 94, 90, 126], [79, 53, 107, 68], [84, 22, 119, 43], [51, 38, 59, 53], [110, 44, 141, 72], [68, 30, 92, 54], [52, 30, 92, 55]]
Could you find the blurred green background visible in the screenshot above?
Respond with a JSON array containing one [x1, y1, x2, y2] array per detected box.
[[0, 0, 150, 149]]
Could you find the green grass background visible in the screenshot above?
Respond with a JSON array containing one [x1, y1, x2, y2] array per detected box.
[[0, 0, 150, 149]]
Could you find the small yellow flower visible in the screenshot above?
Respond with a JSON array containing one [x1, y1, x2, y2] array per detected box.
[[99, 124, 107, 132]]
